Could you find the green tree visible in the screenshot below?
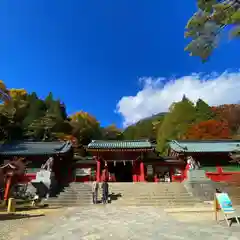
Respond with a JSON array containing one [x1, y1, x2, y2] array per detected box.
[[122, 113, 165, 140], [45, 92, 54, 109], [22, 93, 46, 127], [185, 0, 240, 61], [122, 125, 136, 140], [0, 109, 15, 141], [26, 113, 60, 140], [195, 98, 215, 122], [157, 97, 196, 153]]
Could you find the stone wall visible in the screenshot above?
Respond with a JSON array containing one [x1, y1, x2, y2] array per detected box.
[[183, 170, 226, 201]]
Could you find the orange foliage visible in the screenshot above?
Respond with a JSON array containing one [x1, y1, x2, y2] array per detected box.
[[211, 104, 240, 133], [57, 134, 78, 146], [70, 111, 99, 125], [9, 88, 27, 98], [185, 119, 230, 140]]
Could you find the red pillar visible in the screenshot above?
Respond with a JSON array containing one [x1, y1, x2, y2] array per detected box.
[[96, 159, 101, 182], [132, 162, 137, 182], [140, 162, 145, 182], [154, 175, 158, 182], [217, 166, 223, 173], [4, 176, 12, 201]]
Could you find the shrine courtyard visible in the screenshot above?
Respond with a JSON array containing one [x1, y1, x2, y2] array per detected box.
[[1, 206, 240, 240]]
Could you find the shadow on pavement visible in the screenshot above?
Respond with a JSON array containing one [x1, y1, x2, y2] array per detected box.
[[0, 213, 44, 221]]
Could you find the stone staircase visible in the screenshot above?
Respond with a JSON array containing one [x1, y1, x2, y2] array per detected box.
[[108, 182, 202, 207], [43, 182, 92, 207], [43, 182, 203, 207]]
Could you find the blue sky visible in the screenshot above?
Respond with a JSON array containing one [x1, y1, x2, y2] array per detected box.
[[1, 1, 240, 128]]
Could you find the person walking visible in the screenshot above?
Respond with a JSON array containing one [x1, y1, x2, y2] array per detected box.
[[92, 180, 99, 204]]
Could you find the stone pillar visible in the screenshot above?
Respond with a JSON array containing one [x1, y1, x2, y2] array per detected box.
[[96, 159, 101, 182], [140, 162, 145, 182]]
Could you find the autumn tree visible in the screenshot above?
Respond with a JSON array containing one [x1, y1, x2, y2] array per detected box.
[[9, 89, 27, 100], [70, 111, 102, 145], [212, 104, 240, 135], [185, 0, 240, 62], [0, 80, 11, 104], [185, 119, 230, 139], [102, 124, 122, 140], [0, 84, 28, 140]]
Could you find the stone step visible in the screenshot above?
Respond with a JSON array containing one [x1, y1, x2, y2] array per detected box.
[[82, 190, 184, 194], [56, 194, 195, 199], [110, 202, 200, 206], [44, 200, 198, 205], [44, 202, 200, 207], [108, 191, 189, 194], [56, 197, 92, 200], [58, 192, 92, 196], [45, 198, 199, 203], [58, 195, 194, 200]]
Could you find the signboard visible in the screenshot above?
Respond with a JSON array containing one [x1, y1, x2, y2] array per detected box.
[[215, 193, 234, 213], [75, 168, 91, 176], [214, 192, 240, 226], [147, 165, 153, 175]]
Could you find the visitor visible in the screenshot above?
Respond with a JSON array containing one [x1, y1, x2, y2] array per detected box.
[[92, 180, 99, 204], [102, 181, 109, 204]]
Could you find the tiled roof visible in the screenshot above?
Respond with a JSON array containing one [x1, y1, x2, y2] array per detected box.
[[0, 141, 73, 156], [87, 140, 153, 149], [168, 140, 240, 153]]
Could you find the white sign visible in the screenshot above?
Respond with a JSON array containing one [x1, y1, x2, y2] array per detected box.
[[147, 165, 153, 175], [76, 168, 91, 176]]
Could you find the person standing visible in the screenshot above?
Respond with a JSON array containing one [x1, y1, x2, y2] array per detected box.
[[92, 180, 99, 204], [102, 181, 109, 204]]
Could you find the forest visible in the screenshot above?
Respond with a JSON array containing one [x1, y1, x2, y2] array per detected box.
[[0, 80, 240, 155]]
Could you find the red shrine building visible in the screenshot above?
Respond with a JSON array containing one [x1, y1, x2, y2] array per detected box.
[[75, 139, 240, 183], [0, 141, 74, 185], [168, 139, 240, 182], [75, 140, 185, 182], [1, 139, 240, 184]]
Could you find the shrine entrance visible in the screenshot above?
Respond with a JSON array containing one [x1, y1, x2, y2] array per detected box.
[[108, 161, 133, 182], [87, 140, 156, 182]]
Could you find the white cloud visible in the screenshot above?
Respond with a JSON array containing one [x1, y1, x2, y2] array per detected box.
[[116, 71, 240, 127]]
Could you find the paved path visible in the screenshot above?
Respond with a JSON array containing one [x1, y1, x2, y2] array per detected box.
[[3, 206, 240, 240]]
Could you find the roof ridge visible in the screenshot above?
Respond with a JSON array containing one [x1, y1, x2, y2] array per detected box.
[[171, 139, 240, 143], [91, 139, 150, 142], [171, 140, 187, 150], [169, 139, 240, 153]]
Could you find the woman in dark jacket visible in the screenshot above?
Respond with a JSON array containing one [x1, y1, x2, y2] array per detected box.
[[102, 181, 109, 204]]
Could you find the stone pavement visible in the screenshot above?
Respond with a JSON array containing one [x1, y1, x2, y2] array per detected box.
[[4, 206, 240, 240]]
